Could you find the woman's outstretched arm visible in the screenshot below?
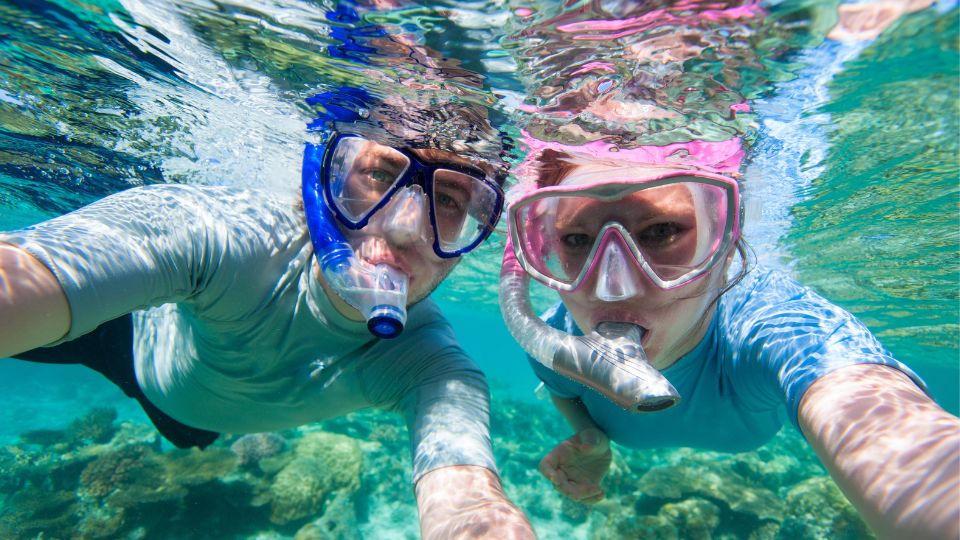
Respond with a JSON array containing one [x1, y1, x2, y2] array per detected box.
[[799, 363, 960, 540], [0, 243, 69, 358]]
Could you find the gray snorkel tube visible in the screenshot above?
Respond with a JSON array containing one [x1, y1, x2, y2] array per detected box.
[[303, 142, 409, 339], [500, 230, 680, 412]]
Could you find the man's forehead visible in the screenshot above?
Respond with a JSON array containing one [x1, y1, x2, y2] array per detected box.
[[411, 147, 498, 176]]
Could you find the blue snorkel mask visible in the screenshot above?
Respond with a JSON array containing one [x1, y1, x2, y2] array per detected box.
[[302, 90, 504, 339]]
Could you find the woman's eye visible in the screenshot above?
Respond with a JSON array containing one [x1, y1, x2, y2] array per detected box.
[[561, 233, 593, 249], [638, 222, 683, 246]]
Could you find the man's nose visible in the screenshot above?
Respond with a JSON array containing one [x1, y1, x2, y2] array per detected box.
[[594, 236, 647, 302], [381, 186, 430, 246]]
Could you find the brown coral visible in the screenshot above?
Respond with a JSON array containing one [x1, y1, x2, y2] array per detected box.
[[66, 407, 118, 446], [79, 443, 161, 498]]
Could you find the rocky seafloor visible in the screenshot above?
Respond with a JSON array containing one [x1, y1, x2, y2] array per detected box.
[[0, 393, 875, 540]]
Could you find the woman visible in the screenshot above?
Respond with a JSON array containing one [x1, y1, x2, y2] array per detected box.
[[499, 0, 956, 537], [497, 134, 959, 540]]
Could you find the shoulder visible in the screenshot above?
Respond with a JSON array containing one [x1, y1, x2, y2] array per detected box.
[[718, 265, 852, 328], [384, 299, 462, 355], [540, 301, 581, 336], [714, 266, 926, 426], [56, 185, 301, 234]]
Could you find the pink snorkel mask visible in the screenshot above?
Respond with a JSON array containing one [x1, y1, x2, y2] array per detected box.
[[499, 135, 744, 412]]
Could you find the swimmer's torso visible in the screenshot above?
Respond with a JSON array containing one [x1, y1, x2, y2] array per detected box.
[[3, 185, 474, 433]]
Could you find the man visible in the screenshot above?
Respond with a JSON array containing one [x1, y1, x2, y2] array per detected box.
[[0, 86, 535, 539]]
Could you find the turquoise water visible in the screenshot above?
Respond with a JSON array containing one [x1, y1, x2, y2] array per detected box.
[[0, 1, 957, 539]]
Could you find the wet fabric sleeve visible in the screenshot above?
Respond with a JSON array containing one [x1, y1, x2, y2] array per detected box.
[[358, 301, 498, 484], [0, 185, 231, 343], [720, 268, 928, 430]]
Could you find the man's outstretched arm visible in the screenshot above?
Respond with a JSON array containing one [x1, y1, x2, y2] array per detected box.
[[0, 243, 70, 358], [416, 464, 535, 540]]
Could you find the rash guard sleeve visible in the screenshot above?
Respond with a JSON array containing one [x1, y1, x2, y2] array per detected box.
[[356, 300, 498, 484]]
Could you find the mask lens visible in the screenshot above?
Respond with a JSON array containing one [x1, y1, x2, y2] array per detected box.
[[514, 197, 583, 285], [327, 137, 410, 223], [432, 169, 501, 253], [630, 181, 730, 282], [514, 179, 733, 288]]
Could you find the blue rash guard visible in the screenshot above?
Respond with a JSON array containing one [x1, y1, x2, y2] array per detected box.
[[529, 266, 927, 452]]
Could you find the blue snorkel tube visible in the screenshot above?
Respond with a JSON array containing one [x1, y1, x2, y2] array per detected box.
[[302, 142, 409, 339]]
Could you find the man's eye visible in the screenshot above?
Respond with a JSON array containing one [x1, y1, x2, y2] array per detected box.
[[436, 192, 464, 211], [561, 233, 592, 249], [366, 168, 397, 184], [637, 222, 683, 246]]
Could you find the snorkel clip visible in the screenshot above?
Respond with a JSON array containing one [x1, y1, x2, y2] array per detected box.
[[303, 141, 409, 339]]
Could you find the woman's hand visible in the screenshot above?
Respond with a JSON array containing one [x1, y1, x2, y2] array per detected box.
[[539, 427, 612, 504]]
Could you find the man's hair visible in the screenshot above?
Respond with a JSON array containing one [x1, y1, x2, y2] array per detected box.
[[307, 88, 509, 185]]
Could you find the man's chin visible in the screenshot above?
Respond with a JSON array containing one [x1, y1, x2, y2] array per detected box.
[[406, 262, 458, 308]]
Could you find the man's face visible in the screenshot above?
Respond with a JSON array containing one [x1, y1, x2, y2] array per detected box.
[[320, 145, 498, 320]]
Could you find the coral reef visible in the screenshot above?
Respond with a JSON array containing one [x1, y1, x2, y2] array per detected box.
[[230, 432, 287, 469], [778, 476, 876, 540], [66, 407, 119, 445], [0, 396, 877, 539], [79, 443, 161, 498], [490, 396, 874, 540], [268, 431, 363, 525]]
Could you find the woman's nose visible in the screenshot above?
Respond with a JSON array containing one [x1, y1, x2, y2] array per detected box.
[[594, 238, 646, 302], [381, 186, 430, 246]]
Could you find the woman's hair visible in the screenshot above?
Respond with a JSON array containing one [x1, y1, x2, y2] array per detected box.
[[531, 148, 577, 188]]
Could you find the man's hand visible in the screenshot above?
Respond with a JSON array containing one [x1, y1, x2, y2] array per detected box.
[[539, 427, 612, 504], [416, 465, 535, 540]]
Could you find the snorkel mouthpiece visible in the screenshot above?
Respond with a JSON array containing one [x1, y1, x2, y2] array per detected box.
[[500, 235, 680, 412], [304, 142, 409, 339], [318, 255, 409, 339], [588, 323, 678, 411], [364, 263, 409, 339]]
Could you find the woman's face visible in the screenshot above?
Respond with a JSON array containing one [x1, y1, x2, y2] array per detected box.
[[550, 184, 703, 281], [544, 166, 732, 370]]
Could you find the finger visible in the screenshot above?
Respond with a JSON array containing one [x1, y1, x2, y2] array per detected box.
[[566, 482, 601, 501], [578, 484, 605, 503], [538, 461, 564, 486], [580, 492, 605, 505], [550, 470, 579, 497], [539, 455, 559, 479]]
